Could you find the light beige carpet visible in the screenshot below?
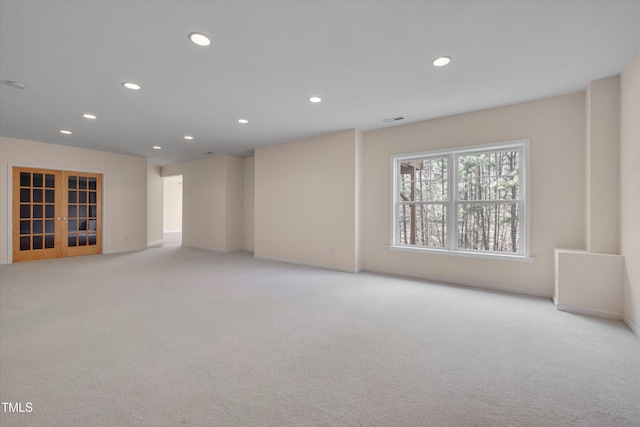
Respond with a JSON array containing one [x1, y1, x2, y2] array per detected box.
[[1, 247, 639, 426]]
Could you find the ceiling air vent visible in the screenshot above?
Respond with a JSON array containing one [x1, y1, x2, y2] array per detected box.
[[2, 80, 27, 89], [382, 116, 404, 123]]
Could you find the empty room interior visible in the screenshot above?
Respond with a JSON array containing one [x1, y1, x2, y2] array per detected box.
[[1, 1, 639, 426]]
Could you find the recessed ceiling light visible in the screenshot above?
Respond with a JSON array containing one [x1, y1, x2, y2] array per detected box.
[[432, 56, 451, 67], [60, 130, 72, 135], [82, 113, 97, 119], [122, 82, 141, 90], [189, 32, 211, 47], [184, 136, 194, 140], [153, 146, 162, 150], [309, 96, 322, 103], [238, 119, 249, 124]]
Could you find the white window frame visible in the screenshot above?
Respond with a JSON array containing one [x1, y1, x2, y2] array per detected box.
[[390, 139, 532, 262]]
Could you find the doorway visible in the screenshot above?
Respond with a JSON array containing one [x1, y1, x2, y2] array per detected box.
[[163, 175, 182, 247], [13, 167, 102, 262]]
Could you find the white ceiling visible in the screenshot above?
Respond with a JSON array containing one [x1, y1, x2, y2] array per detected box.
[[1, 0, 639, 166]]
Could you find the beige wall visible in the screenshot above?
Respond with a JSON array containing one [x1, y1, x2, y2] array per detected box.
[[163, 155, 243, 252], [586, 76, 620, 254], [163, 175, 182, 232], [555, 249, 623, 317], [147, 162, 164, 245], [164, 157, 224, 250], [243, 157, 255, 252], [355, 130, 364, 271], [254, 129, 361, 272], [362, 93, 586, 296], [553, 75, 625, 319], [224, 156, 244, 251], [620, 50, 640, 333], [0, 136, 148, 263]]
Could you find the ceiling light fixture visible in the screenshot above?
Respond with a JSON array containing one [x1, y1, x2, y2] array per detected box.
[[122, 82, 141, 90], [153, 146, 162, 150], [432, 56, 451, 67], [309, 96, 322, 103], [238, 119, 249, 124], [184, 136, 194, 140], [82, 113, 97, 119], [60, 130, 72, 135], [189, 32, 211, 47]]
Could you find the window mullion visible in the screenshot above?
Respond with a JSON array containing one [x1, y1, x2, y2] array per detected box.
[[447, 153, 456, 250]]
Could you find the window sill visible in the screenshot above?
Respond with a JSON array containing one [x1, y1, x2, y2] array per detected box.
[[388, 245, 535, 263]]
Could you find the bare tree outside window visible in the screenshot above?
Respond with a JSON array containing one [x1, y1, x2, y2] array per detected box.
[[394, 141, 527, 256], [457, 150, 520, 253], [398, 157, 447, 247]]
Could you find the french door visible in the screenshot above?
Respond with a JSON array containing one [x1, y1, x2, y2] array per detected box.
[[13, 167, 102, 262]]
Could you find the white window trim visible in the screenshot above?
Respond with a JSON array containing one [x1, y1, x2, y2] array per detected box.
[[390, 139, 532, 262]]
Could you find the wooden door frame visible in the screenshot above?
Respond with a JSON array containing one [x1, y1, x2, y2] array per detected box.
[[8, 164, 106, 263]]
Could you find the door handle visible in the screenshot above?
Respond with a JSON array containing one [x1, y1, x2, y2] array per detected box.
[[57, 217, 61, 221], [63, 217, 67, 221]]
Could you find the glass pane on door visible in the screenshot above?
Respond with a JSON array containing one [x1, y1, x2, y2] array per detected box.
[[67, 174, 99, 247], [16, 170, 56, 253]]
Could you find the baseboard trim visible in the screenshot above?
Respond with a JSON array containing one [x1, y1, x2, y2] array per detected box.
[[362, 266, 552, 299], [554, 303, 623, 321], [147, 240, 164, 247], [254, 255, 359, 274], [623, 314, 640, 337]]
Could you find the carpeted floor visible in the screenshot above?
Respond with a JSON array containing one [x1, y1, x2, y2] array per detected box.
[[1, 247, 639, 426], [149, 231, 182, 248]]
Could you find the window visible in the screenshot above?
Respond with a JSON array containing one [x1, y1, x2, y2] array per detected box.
[[392, 140, 530, 260]]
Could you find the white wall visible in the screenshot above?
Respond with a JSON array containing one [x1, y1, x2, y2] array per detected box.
[[254, 129, 361, 272], [620, 50, 640, 333], [163, 175, 182, 232], [362, 93, 586, 296], [147, 162, 163, 245], [0, 136, 148, 263]]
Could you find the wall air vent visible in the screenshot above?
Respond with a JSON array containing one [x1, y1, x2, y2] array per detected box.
[[382, 116, 404, 123]]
